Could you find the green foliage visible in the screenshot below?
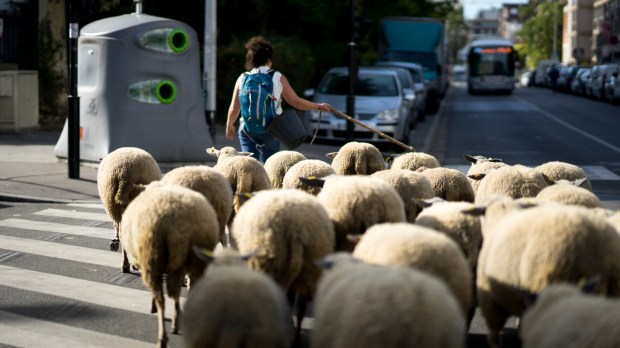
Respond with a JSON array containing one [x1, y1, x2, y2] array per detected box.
[[516, 1, 566, 70]]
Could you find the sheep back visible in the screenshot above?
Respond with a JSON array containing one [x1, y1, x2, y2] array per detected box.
[[475, 164, 548, 204], [230, 189, 335, 296], [281, 159, 336, 195], [536, 181, 602, 208], [181, 249, 293, 348], [330, 141, 385, 175], [264, 150, 307, 189], [371, 169, 436, 222], [391, 152, 440, 171], [536, 161, 592, 191], [312, 254, 465, 348], [316, 176, 406, 251], [467, 161, 508, 193], [353, 222, 472, 315], [97, 147, 161, 227], [419, 167, 475, 202]]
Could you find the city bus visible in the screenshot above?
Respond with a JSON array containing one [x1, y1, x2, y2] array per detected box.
[[466, 37, 517, 95]]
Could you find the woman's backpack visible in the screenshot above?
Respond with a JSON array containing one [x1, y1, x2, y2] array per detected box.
[[239, 70, 277, 134]]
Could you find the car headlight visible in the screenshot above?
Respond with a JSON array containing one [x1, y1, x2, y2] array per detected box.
[[375, 109, 400, 121]]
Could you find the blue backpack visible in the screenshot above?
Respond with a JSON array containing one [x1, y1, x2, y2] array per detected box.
[[239, 70, 277, 134]]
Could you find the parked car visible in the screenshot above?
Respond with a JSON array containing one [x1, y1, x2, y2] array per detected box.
[[590, 64, 619, 100], [373, 65, 424, 125], [534, 59, 559, 86], [374, 61, 428, 121], [570, 67, 591, 95], [556, 65, 571, 91], [603, 64, 620, 103], [304, 66, 414, 146], [520, 70, 533, 87]]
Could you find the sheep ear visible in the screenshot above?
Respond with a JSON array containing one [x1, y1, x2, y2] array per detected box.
[[464, 154, 479, 164], [415, 166, 427, 173], [299, 176, 325, 188], [468, 173, 486, 181], [192, 245, 215, 264], [237, 151, 254, 157], [237, 192, 255, 204], [542, 173, 555, 185], [462, 206, 486, 216], [488, 157, 503, 163], [346, 234, 363, 247], [573, 177, 588, 187], [577, 275, 601, 294], [206, 147, 220, 157], [325, 151, 338, 159], [133, 183, 147, 192]]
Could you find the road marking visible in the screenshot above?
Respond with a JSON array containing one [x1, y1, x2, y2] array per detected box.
[[68, 203, 105, 210], [514, 96, 620, 155], [447, 164, 619, 180], [35, 208, 110, 222], [0, 219, 114, 239], [0, 234, 119, 268], [0, 265, 185, 318], [0, 310, 153, 348]]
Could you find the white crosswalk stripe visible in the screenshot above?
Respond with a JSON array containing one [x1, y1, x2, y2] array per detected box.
[[0, 218, 114, 238]]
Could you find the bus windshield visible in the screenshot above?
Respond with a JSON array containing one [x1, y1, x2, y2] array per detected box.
[[468, 46, 515, 77]]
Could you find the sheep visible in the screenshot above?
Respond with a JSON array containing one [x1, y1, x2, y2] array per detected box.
[[281, 159, 336, 195], [158, 165, 233, 246], [417, 166, 475, 202], [326, 141, 386, 175], [120, 184, 219, 348], [229, 189, 335, 342], [476, 203, 620, 348], [96, 146, 162, 272], [465, 158, 509, 193], [390, 151, 440, 171], [352, 223, 472, 318], [370, 169, 436, 222], [474, 164, 549, 204], [263, 150, 307, 189], [181, 248, 294, 348], [536, 160, 592, 191], [520, 283, 620, 348], [535, 179, 602, 208], [206, 146, 270, 225], [311, 252, 466, 348], [312, 175, 406, 251], [609, 210, 620, 231]]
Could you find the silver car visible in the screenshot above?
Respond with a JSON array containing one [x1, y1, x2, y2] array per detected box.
[[304, 66, 414, 146], [374, 61, 428, 121]]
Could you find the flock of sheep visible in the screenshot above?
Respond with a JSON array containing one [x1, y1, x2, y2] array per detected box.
[[96, 141, 620, 348]]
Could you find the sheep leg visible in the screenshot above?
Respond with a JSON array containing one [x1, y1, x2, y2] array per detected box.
[[294, 294, 309, 345], [166, 273, 184, 335], [109, 224, 120, 251], [153, 292, 168, 348], [121, 247, 130, 273], [480, 301, 510, 348]]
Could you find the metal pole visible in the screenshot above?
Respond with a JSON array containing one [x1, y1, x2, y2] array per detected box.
[[67, 0, 80, 179], [346, 0, 356, 142], [551, 0, 558, 60], [204, 0, 217, 140]]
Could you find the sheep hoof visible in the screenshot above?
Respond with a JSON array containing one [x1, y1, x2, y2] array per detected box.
[[122, 265, 130, 273], [109, 239, 120, 252]]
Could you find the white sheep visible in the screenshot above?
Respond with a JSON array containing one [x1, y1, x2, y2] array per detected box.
[[535, 160, 592, 191], [390, 151, 440, 171], [326, 141, 386, 175], [476, 203, 620, 348], [311, 252, 466, 348], [313, 175, 406, 251], [181, 248, 294, 348], [370, 169, 436, 222], [281, 159, 336, 195], [263, 150, 307, 189], [229, 189, 335, 341], [521, 283, 620, 348], [158, 165, 233, 246], [206, 146, 270, 225], [96, 146, 162, 272], [352, 222, 472, 317], [417, 166, 475, 202], [535, 179, 602, 208], [474, 164, 549, 204], [120, 184, 219, 348], [465, 159, 509, 193]]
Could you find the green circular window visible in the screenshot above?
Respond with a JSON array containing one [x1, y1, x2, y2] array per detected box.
[[156, 80, 177, 104], [168, 29, 189, 53]]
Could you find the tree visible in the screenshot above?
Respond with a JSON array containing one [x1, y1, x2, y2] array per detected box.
[[516, 1, 565, 70]]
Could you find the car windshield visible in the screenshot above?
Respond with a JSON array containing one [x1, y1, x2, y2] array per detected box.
[[319, 73, 399, 96]]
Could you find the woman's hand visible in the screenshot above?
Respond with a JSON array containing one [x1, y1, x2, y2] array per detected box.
[[225, 123, 236, 140], [317, 103, 331, 112]]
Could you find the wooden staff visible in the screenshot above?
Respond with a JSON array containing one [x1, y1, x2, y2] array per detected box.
[[328, 106, 415, 152]]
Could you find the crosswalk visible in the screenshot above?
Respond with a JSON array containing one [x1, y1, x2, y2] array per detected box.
[[0, 202, 183, 347]]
